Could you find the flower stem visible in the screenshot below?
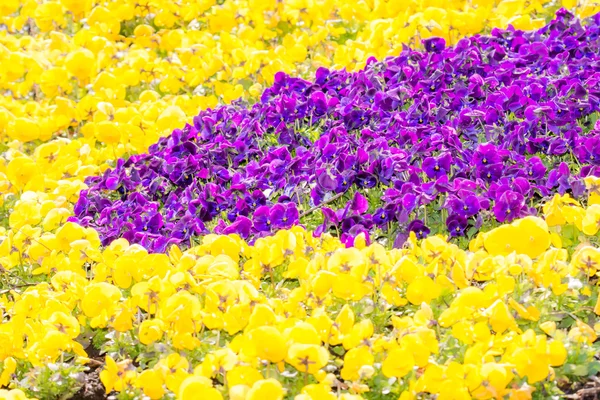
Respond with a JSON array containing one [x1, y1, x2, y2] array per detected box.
[[299, 191, 346, 219]]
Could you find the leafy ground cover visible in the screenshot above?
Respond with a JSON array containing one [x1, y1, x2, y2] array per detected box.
[[2, 1, 600, 400]]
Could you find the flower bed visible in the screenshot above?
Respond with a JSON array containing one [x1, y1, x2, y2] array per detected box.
[[74, 11, 600, 252], [4, 2, 600, 400]]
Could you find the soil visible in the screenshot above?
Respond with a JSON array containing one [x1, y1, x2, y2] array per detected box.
[[70, 344, 107, 400], [562, 377, 600, 400], [70, 368, 106, 400]]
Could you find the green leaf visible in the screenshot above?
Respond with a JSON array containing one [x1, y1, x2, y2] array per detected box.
[[547, 313, 567, 322], [563, 363, 589, 376], [330, 345, 345, 356], [572, 365, 589, 376], [558, 316, 575, 329], [589, 361, 600, 376], [466, 226, 478, 238]]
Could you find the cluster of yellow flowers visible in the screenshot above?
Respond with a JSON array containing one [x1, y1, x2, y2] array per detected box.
[[1, 188, 600, 399], [3, 0, 600, 399], [3, 0, 599, 153]]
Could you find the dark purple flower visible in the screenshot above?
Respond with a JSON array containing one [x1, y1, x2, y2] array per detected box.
[[407, 219, 430, 239], [446, 215, 468, 237], [493, 191, 525, 223], [355, 172, 378, 188], [253, 206, 272, 232], [448, 195, 480, 218], [478, 163, 504, 182], [423, 37, 446, 53], [422, 153, 452, 179], [223, 216, 252, 238], [271, 203, 299, 229], [316, 169, 338, 191], [473, 143, 502, 167], [373, 207, 391, 226], [525, 157, 547, 181], [575, 136, 600, 165]]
